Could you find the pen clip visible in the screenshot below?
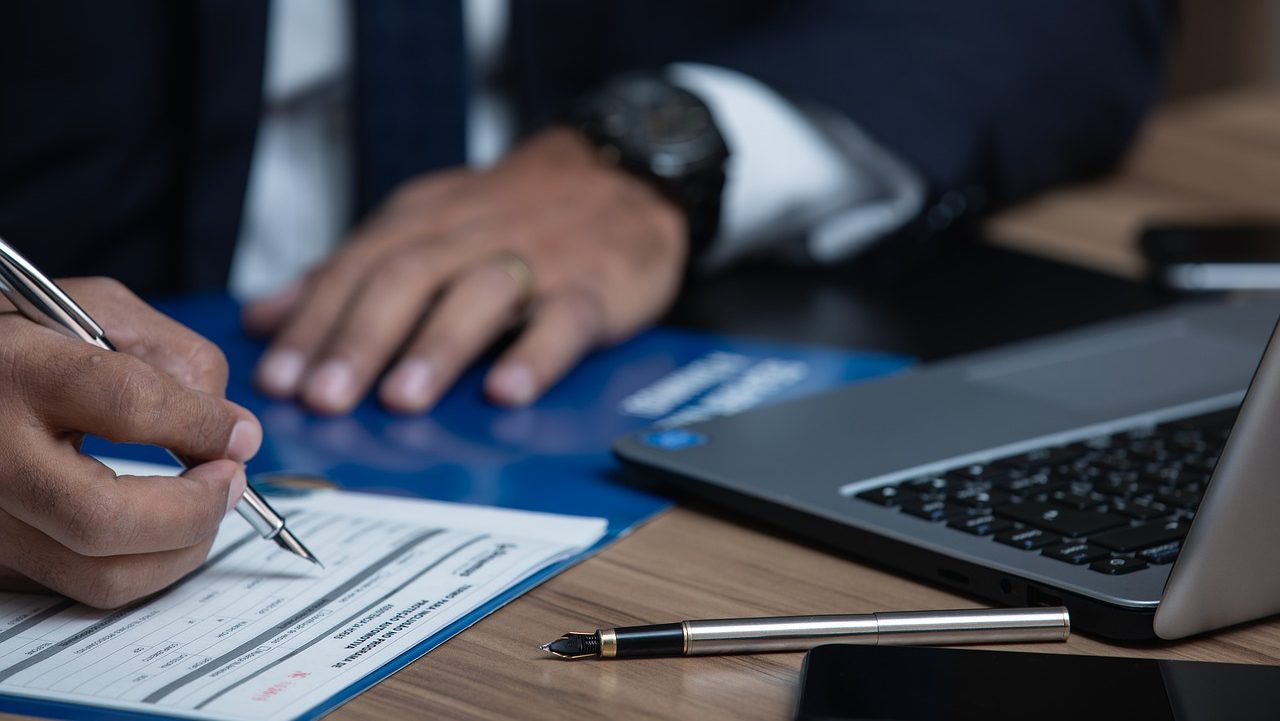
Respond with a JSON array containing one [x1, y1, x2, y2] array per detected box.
[[0, 235, 113, 349]]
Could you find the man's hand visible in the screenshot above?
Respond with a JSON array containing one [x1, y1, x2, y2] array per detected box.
[[0, 278, 262, 608], [246, 127, 687, 415]]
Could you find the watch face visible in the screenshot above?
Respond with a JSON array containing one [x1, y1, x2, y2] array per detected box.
[[597, 78, 726, 177], [574, 75, 728, 253], [645, 101, 714, 145]]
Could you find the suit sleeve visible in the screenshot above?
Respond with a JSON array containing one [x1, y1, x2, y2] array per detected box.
[[680, 0, 1172, 210]]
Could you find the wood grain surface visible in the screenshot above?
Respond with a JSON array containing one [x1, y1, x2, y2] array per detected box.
[[331, 505, 1280, 721], [6, 90, 1280, 721]]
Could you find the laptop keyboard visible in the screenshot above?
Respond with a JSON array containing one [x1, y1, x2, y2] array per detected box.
[[855, 408, 1236, 575]]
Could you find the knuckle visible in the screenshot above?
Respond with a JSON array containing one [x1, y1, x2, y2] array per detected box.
[[184, 337, 230, 389], [380, 249, 436, 288], [108, 366, 168, 436], [61, 483, 126, 557]]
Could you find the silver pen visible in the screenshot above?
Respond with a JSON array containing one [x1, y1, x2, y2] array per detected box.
[[541, 606, 1070, 659], [0, 235, 321, 567]]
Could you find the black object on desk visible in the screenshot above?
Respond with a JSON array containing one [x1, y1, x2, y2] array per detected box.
[[795, 644, 1280, 721], [667, 238, 1174, 361]]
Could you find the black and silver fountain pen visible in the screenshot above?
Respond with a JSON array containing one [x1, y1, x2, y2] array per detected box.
[[0, 235, 321, 567], [542, 606, 1069, 659]]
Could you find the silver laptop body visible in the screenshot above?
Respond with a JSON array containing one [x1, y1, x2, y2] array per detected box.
[[615, 297, 1280, 640]]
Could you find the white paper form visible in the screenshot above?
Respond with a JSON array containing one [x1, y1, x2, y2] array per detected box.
[[0, 463, 606, 721]]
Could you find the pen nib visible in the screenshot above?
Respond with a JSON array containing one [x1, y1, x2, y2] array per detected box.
[[273, 528, 324, 569], [540, 632, 600, 660]]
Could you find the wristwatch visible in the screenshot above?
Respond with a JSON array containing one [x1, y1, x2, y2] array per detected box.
[[569, 74, 731, 258]]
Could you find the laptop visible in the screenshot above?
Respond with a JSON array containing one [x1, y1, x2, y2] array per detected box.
[[614, 297, 1280, 640]]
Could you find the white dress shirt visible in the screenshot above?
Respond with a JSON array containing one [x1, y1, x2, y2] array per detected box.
[[229, 0, 924, 299]]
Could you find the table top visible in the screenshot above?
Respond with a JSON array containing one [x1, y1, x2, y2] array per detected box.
[[7, 90, 1279, 721], [327, 88, 1280, 720]]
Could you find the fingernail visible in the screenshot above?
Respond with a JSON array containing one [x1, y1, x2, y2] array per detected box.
[[382, 360, 435, 411], [305, 359, 357, 412], [490, 363, 536, 406], [227, 466, 248, 514], [226, 420, 262, 463], [257, 350, 306, 395]]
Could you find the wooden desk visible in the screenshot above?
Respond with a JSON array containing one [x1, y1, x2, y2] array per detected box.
[[314, 89, 1280, 720]]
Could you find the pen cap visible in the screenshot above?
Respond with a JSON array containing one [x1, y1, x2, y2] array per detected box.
[[0, 236, 112, 348], [873, 607, 1070, 646]]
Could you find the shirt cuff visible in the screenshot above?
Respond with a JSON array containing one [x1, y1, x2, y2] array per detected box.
[[667, 62, 926, 268]]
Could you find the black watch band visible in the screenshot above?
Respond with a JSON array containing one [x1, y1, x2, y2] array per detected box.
[[568, 75, 730, 258]]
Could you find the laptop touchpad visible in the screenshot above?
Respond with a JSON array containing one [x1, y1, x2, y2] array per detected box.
[[965, 322, 1258, 414]]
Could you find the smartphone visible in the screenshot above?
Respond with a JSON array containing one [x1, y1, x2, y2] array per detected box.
[[795, 644, 1280, 721], [1141, 223, 1280, 290]]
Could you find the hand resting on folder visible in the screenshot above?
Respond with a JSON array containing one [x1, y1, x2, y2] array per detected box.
[[246, 128, 686, 416], [0, 278, 262, 608]]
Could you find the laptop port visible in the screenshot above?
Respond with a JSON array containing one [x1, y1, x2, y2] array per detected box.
[[936, 568, 969, 586], [1027, 586, 1062, 607]]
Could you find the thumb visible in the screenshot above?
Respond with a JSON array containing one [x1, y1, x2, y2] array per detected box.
[[182, 459, 250, 515]]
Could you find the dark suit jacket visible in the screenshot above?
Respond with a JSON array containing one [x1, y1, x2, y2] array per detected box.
[[0, 1, 1172, 294]]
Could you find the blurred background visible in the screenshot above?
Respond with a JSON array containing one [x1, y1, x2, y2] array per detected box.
[[1168, 0, 1280, 97], [988, 0, 1280, 277]]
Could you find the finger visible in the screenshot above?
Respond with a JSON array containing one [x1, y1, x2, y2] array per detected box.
[[485, 289, 605, 407], [242, 279, 305, 337], [374, 261, 529, 414], [0, 511, 219, 609], [58, 277, 230, 396], [299, 241, 487, 414], [25, 338, 261, 462], [0, 447, 243, 558], [253, 182, 480, 399], [252, 246, 391, 398]]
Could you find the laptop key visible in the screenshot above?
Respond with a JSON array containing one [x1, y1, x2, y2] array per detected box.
[[996, 502, 1128, 537], [1155, 486, 1203, 510], [1090, 556, 1148, 575], [943, 465, 988, 482], [902, 499, 965, 522], [1093, 476, 1155, 498], [994, 474, 1064, 496], [947, 511, 1013, 536], [1091, 519, 1191, 553], [1110, 497, 1174, 521], [951, 486, 1011, 508], [1042, 542, 1108, 565], [995, 526, 1061, 550], [1049, 488, 1110, 512], [1139, 541, 1181, 565], [857, 486, 915, 507]]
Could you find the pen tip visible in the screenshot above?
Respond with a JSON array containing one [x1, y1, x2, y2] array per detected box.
[[273, 528, 324, 568], [540, 632, 600, 659]]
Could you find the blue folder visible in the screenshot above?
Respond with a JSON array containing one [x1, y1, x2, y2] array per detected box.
[[6, 294, 911, 721]]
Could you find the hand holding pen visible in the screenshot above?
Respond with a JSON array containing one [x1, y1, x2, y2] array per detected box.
[[0, 239, 318, 608]]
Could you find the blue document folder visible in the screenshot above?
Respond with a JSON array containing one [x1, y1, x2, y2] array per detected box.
[[8, 294, 911, 721]]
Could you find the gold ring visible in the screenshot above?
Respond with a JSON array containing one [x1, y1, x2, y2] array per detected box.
[[493, 251, 536, 303]]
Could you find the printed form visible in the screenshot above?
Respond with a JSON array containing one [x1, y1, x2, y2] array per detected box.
[[0, 463, 606, 721]]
